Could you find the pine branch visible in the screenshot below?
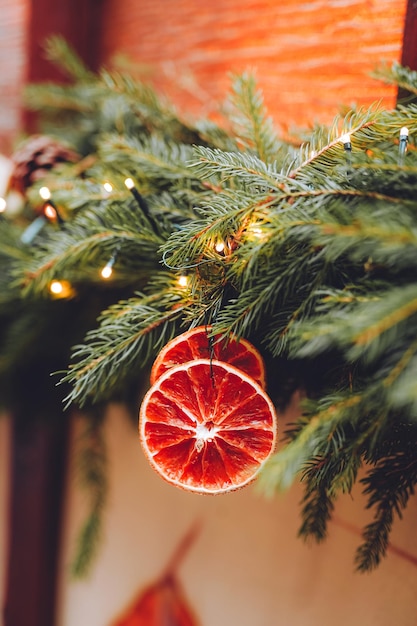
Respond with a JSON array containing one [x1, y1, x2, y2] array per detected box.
[[99, 135, 199, 188], [161, 188, 269, 263], [257, 392, 364, 494], [287, 284, 417, 369], [190, 145, 284, 190], [24, 83, 99, 117], [355, 506, 394, 572], [298, 483, 335, 543], [25, 38, 211, 154], [43, 35, 95, 81], [229, 72, 283, 163], [287, 106, 383, 179], [298, 432, 362, 542], [356, 432, 417, 571], [0, 222, 30, 304], [17, 200, 164, 296], [372, 61, 417, 97], [286, 105, 417, 183], [388, 352, 417, 416], [194, 119, 240, 152], [99, 69, 173, 118], [70, 412, 108, 578], [61, 282, 189, 407]]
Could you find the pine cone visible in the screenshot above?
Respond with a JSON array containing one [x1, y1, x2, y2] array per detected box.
[[9, 135, 79, 195]]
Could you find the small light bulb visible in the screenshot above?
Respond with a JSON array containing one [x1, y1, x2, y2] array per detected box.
[[100, 249, 120, 279], [101, 265, 113, 279], [215, 241, 225, 253], [178, 274, 189, 288], [124, 177, 135, 190], [49, 279, 74, 298], [50, 280, 63, 294], [399, 127, 409, 164], [103, 182, 113, 193], [247, 224, 268, 243], [340, 133, 352, 168], [44, 204, 57, 220], [39, 186, 51, 201], [0, 197, 6, 213]]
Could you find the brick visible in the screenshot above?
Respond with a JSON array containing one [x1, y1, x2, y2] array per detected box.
[[100, 0, 407, 130]]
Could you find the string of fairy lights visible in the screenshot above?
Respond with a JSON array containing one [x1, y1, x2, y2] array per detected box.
[[0, 126, 410, 299]]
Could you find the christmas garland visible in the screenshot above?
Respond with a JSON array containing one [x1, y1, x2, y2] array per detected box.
[[2, 37, 417, 573]]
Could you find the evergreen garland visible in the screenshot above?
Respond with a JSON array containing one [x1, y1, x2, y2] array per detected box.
[[2, 36, 417, 573]]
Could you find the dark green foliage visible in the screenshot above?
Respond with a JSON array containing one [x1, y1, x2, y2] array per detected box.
[[356, 419, 417, 570], [70, 412, 108, 578], [2, 38, 417, 573]]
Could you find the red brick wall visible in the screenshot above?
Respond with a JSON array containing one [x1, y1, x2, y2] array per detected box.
[[0, 0, 29, 155], [100, 0, 407, 130], [0, 2, 408, 154]]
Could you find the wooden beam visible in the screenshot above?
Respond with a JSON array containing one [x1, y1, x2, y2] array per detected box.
[[26, 0, 103, 82], [400, 0, 417, 69], [398, 0, 417, 102], [3, 409, 69, 626], [23, 0, 104, 132]]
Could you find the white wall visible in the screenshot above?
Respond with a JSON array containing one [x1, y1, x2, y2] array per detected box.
[[57, 403, 417, 626]]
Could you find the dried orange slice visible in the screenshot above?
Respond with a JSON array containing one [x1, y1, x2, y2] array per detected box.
[[139, 359, 277, 494], [150, 325, 266, 388]]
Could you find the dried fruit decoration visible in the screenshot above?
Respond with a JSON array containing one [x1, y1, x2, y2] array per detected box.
[[140, 358, 277, 494], [150, 325, 266, 388]]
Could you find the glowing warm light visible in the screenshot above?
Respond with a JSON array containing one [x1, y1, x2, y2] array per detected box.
[[340, 133, 351, 145], [124, 177, 135, 190], [400, 127, 409, 138], [101, 264, 113, 279], [103, 182, 113, 193], [49, 279, 73, 299], [44, 204, 57, 220], [0, 197, 6, 213], [39, 186, 51, 201], [215, 241, 225, 253], [49, 280, 64, 294], [247, 224, 268, 243], [177, 274, 189, 287]]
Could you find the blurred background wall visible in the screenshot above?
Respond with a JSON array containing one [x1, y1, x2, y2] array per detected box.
[[0, 0, 28, 155], [99, 0, 407, 129], [57, 404, 417, 626]]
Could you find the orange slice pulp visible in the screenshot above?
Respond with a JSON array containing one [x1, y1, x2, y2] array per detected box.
[[140, 359, 277, 494], [150, 325, 266, 388]]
